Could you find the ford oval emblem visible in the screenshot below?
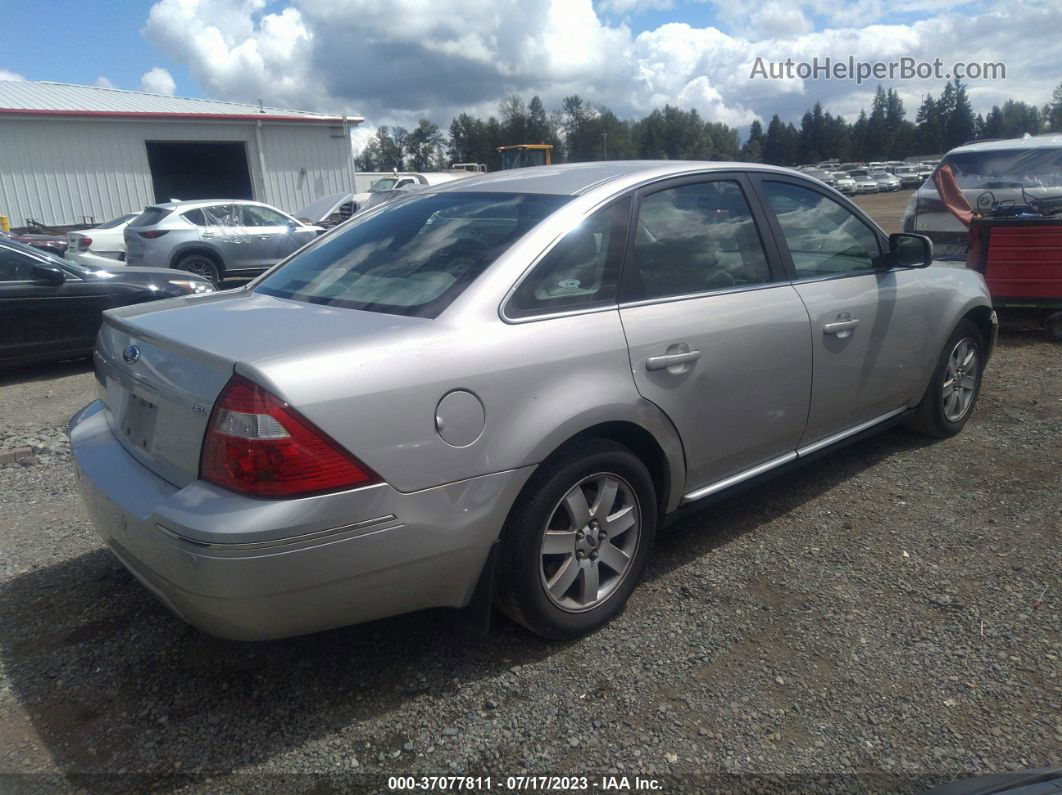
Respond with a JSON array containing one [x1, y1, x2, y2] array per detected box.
[[123, 344, 141, 364]]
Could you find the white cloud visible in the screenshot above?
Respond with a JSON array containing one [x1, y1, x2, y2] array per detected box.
[[141, 0, 1062, 136], [95, 75, 117, 89], [0, 68, 26, 81], [597, 0, 674, 13], [140, 66, 177, 95]]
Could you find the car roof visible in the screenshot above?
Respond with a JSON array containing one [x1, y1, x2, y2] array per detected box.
[[145, 199, 277, 210], [426, 160, 802, 196], [948, 134, 1062, 155]]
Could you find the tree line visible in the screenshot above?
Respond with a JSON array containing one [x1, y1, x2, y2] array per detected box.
[[354, 80, 1062, 172]]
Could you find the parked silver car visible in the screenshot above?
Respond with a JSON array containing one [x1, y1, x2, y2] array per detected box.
[[870, 170, 902, 191], [70, 162, 996, 641], [123, 200, 322, 285], [831, 172, 858, 194], [846, 169, 880, 194]]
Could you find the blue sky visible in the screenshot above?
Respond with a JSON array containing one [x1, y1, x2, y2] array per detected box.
[[0, 0, 1055, 138]]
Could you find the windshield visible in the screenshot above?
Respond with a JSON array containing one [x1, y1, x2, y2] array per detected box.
[[256, 191, 570, 317], [369, 178, 399, 192], [946, 147, 1062, 191]]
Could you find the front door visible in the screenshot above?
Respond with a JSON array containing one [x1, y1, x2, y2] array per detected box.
[[618, 175, 813, 494], [240, 204, 313, 270], [752, 177, 934, 447]]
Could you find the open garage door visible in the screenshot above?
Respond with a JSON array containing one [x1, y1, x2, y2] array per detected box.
[[145, 141, 254, 204]]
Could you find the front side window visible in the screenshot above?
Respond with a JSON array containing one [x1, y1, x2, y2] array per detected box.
[[763, 181, 882, 278], [508, 198, 630, 316], [242, 205, 291, 227], [627, 180, 772, 300], [256, 192, 569, 317], [0, 247, 35, 281]]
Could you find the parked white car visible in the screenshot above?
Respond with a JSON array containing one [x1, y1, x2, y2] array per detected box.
[[65, 213, 137, 267]]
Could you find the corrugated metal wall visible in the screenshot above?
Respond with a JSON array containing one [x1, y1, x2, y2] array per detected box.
[[0, 117, 354, 226]]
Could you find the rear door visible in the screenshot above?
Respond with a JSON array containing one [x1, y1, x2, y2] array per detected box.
[[749, 175, 935, 448], [617, 174, 813, 495], [197, 204, 254, 271]]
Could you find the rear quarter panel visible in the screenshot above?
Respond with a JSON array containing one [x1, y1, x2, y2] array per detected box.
[[247, 310, 687, 505]]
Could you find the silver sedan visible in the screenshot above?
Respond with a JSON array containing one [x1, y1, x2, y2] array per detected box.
[[70, 161, 996, 640]]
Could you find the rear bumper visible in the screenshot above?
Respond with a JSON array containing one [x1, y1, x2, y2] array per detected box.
[[69, 401, 533, 640]]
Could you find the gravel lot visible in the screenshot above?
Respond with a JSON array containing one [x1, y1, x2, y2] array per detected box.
[[0, 209, 1059, 791]]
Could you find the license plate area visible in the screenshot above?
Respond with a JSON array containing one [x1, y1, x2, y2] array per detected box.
[[119, 383, 159, 453]]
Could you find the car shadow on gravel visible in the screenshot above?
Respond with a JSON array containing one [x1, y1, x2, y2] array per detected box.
[[0, 425, 938, 782], [0, 357, 93, 387]]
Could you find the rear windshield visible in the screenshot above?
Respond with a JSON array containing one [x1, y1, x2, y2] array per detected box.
[[129, 207, 171, 227], [946, 147, 1062, 189], [256, 192, 569, 317], [96, 213, 137, 229]]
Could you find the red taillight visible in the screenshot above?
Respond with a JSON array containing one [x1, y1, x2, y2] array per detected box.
[[200, 374, 381, 498], [138, 230, 169, 239], [78, 236, 92, 251]]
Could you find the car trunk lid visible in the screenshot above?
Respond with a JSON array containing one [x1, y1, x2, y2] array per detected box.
[[95, 290, 428, 488]]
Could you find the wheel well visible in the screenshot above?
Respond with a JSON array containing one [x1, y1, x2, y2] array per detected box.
[[171, 247, 223, 273], [569, 421, 671, 517], [962, 305, 995, 359]]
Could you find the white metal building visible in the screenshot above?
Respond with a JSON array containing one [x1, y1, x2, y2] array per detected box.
[[0, 81, 363, 226]]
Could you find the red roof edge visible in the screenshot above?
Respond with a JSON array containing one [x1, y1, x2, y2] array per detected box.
[[0, 108, 358, 124]]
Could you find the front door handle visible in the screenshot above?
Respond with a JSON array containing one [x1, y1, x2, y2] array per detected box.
[[823, 318, 860, 337], [646, 349, 702, 371]]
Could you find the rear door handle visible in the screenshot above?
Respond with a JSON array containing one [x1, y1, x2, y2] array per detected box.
[[823, 318, 860, 336], [646, 350, 702, 371]]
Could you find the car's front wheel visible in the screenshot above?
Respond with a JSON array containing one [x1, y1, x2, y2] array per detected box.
[[175, 253, 222, 287], [495, 438, 657, 639], [909, 319, 985, 438]]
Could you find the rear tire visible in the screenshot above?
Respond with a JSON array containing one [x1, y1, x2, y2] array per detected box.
[[908, 319, 984, 438], [175, 253, 222, 287], [1045, 311, 1062, 343], [495, 438, 657, 640]]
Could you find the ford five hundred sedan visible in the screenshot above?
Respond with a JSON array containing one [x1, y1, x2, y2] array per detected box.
[[69, 162, 997, 641]]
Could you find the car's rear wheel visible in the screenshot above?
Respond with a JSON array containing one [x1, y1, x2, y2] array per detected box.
[[495, 438, 657, 639], [175, 253, 221, 287], [909, 319, 984, 438], [1044, 311, 1062, 343]]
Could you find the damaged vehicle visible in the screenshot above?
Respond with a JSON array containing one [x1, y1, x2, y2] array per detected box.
[[123, 200, 323, 286], [71, 161, 996, 642], [903, 135, 1062, 260]]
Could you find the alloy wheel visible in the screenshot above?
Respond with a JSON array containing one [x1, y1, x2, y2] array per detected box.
[[539, 473, 641, 613], [943, 337, 979, 422]]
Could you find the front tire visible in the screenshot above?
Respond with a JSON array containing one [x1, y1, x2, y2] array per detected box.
[[909, 319, 985, 438], [495, 438, 657, 640]]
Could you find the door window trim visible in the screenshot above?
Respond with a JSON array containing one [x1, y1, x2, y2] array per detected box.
[[617, 172, 789, 306], [745, 174, 895, 284]]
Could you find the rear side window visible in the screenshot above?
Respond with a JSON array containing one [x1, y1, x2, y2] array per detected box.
[[508, 198, 630, 316], [182, 209, 206, 226], [256, 192, 569, 318], [129, 207, 171, 227], [626, 180, 772, 300]]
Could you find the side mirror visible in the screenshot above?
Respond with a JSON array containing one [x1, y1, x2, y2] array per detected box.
[[887, 232, 933, 268], [31, 263, 66, 284]]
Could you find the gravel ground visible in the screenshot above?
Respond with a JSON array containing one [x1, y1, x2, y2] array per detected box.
[[1, 328, 1059, 792], [851, 191, 914, 234]]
